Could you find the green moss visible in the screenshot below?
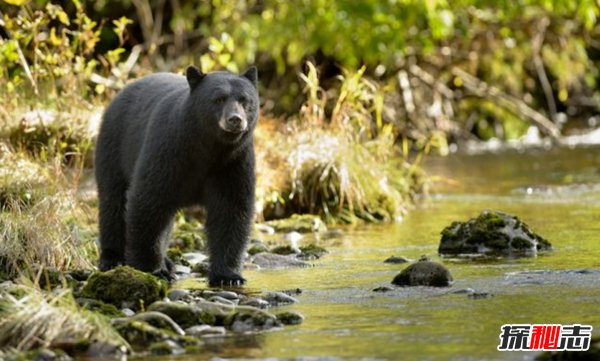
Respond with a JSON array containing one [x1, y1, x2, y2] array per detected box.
[[271, 245, 298, 255], [247, 243, 269, 256], [299, 244, 328, 260], [81, 266, 167, 310], [276, 311, 304, 325], [113, 320, 174, 348], [76, 298, 125, 318], [147, 301, 216, 328], [266, 214, 327, 233], [511, 237, 533, 250]]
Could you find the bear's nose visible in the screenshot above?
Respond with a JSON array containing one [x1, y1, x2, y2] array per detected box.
[[227, 115, 243, 127]]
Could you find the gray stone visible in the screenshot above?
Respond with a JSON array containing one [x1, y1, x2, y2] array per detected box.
[[185, 325, 226, 337], [251, 253, 310, 269], [167, 289, 191, 302], [263, 291, 298, 306]]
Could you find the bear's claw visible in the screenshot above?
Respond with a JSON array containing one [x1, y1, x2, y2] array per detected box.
[[208, 274, 246, 287]]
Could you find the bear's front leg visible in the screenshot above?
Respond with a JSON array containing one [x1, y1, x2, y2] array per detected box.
[[204, 162, 255, 287], [125, 180, 177, 282]]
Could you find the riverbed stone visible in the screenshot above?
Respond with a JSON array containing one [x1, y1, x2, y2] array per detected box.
[[224, 309, 282, 332], [80, 266, 167, 310], [438, 210, 552, 257], [147, 301, 216, 328], [149, 340, 185, 355], [239, 297, 270, 309], [251, 253, 310, 269], [185, 325, 226, 337], [392, 260, 453, 287], [271, 245, 301, 255], [263, 291, 299, 306], [167, 289, 191, 302], [276, 311, 304, 325], [299, 244, 328, 260]]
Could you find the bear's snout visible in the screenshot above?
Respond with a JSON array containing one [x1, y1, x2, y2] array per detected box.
[[219, 101, 248, 133]]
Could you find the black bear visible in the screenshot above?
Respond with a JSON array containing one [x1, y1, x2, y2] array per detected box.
[[95, 65, 259, 286]]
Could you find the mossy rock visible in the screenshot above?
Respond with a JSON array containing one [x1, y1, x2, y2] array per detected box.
[[298, 244, 328, 260], [265, 214, 327, 233], [113, 320, 178, 349], [276, 311, 304, 325], [270, 245, 299, 255], [392, 260, 453, 287], [247, 243, 269, 256], [439, 210, 551, 257], [76, 297, 125, 318], [81, 266, 167, 310], [147, 301, 216, 328], [224, 309, 282, 332]]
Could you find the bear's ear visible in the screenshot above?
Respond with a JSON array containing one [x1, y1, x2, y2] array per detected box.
[[242, 66, 258, 87], [186, 65, 205, 90]]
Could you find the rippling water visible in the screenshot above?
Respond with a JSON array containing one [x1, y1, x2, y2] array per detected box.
[[157, 145, 600, 361]]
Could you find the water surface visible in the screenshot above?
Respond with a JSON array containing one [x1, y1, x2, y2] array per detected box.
[[170, 145, 600, 360]]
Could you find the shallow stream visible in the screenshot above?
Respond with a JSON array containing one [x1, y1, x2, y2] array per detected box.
[[166, 145, 600, 360]]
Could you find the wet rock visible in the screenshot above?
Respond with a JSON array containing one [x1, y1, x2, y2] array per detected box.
[[439, 210, 552, 257], [29, 348, 72, 361], [299, 244, 328, 260], [190, 261, 210, 276], [185, 325, 226, 337], [76, 298, 124, 318], [215, 291, 239, 300], [182, 252, 208, 266], [251, 253, 310, 269], [147, 301, 216, 329], [271, 245, 301, 255], [167, 289, 191, 302], [81, 266, 167, 310], [85, 340, 127, 358], [247, 242, 269, 256], [468, 292, 492, 300], [208, 295, 236, 306], [239, 297, 270, 309], [384, 255, 409, 264], [392, 260, 453, 287], [265, 214, 327, 233], [113, 319, 178, 348], [116, 311, 185, 336], [276, 311, 304, 325], [174, 264, 191, 275], [372, 286, 393, 292], [224, 309, 282, 332], [149, 340, 185, 355], [263, 291, 299, 306]]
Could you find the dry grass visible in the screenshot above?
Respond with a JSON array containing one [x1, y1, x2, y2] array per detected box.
[[0, 144, 97, 276], [0, 284, 125, 351]]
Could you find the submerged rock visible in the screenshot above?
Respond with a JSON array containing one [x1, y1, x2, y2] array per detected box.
[[276, 311, 304, 325], [392, 260, 453, 287], [224, 308, 282, 332], [251, 253, 311, 269], [438, 210, 552, 257], [298, 244, 328, 260], [263, 291, 299, 306], [81, 266, 167, 310]]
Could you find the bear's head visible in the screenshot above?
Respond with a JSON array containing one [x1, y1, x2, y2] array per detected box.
[[185, 65, 259, 145]]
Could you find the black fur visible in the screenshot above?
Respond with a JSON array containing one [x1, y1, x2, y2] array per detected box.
[[95, 66, 259, 286]]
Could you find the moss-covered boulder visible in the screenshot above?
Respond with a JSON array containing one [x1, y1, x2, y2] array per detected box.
[[439, 210, 552, 257], [147, 301, 216, 329], [276, 311, 304, 325], [392, 260, 453, 287], [298, 244, 328, 260], [265, 214, 327, 233], [224, 308, 282, 332], [81, 266, 167, 310], [76, 298, 125, 318]]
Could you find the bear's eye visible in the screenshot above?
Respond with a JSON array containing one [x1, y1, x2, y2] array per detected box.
[[238, 96, 248, 105], [214, 96, 227, 104]]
